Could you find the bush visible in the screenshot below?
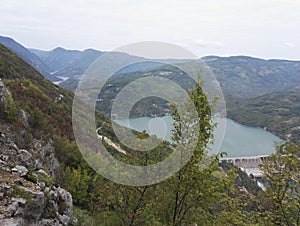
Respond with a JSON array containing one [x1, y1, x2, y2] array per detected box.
[[4, 94, 19, 122]]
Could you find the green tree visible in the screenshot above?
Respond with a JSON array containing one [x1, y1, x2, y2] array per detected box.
[[63, 167, 91, 207], [69, 75, 249, 225], [150, 77, 244, 225], [259, 143, 300, 225], [4, 94, 19, 122], [30, 107, 47, 129]]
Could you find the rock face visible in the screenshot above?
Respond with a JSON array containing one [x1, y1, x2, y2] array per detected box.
[[0, 133, 76, 225]]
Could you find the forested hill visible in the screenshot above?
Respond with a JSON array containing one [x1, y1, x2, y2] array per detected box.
[[0, 43, 75, 139], [227, 91, 300, 143], [203, 55, 300, 98]]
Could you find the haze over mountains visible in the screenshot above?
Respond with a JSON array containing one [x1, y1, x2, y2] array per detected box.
[[30, 47, 103, 79], [2, 35, 300, 98]]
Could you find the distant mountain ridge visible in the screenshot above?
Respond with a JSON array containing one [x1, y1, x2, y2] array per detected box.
[[49, 50, 300, 99], [203, 55, 300, 98], [30, 47, 103, 78], [3, 35, 300, 99], [0, 36, 59, 81], [31, 47, 177, 80]]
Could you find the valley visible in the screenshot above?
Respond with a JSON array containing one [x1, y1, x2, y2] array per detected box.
[[1, 0, 300, 224], [0, 36, 299, 225]]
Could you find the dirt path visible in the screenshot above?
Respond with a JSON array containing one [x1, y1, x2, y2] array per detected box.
[[96, 127, 127, 155]]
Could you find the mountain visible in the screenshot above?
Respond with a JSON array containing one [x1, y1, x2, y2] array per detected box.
[[31, 47, 103, 78], [2, 36, 298, 101], [0, 36, 59, 81], [0, 43, 78, 224], [203, 55, 300, 98], [54, 53, 300, 102], [31, 47, 191, 84], [0, 43, 125, 224]]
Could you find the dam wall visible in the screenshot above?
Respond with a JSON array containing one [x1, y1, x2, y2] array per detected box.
[[220, 155, 269, 177]]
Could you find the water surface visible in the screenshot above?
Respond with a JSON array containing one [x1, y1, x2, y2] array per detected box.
[[115, 116, 282, 158]]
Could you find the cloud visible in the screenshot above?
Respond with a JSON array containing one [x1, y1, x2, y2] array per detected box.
[[284, 42, 296, 48], [193, 39, 223, 49]]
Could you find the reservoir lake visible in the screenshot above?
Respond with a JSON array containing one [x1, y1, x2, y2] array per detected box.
[[114, 116, 282, 158]]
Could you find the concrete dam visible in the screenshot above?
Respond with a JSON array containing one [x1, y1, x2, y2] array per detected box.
[[220, 155, 269, 177]]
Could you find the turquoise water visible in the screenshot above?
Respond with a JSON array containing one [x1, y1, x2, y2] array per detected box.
[[114, 116, 282, 158]]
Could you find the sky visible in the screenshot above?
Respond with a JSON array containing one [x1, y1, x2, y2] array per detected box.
[[1, 0, 300, 60]]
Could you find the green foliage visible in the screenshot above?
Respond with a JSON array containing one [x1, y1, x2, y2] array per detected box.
[[30, 107, 47, 129], [80, 75, 249, 226], [259, 143, 300, 225], [3, 80, 73, 140], [12, 185, 33, 201], [145, 77, 245, 225], [24, 132, 33, 148], [0, 44, 44, 81], [4, 94, 19, 122], [73, 208, 100, 226], [95, 66, 195, 117], [63, 167, 90, 207], [27, 171, 55, 185], [205, 56, 300, 98]]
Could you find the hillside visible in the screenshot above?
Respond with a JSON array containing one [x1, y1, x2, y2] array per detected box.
[[0, 43, 79, 224], [0, 36, 58, 82], [227, 91, 300, 143], [0, 43, 116, 224], [203, 55, 300, 98], [27, 46, 300, 102]]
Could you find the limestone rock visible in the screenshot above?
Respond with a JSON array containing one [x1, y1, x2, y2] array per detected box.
[[0, 217, 24, 226], [12, 165, 28, 177], [0, 134, 76, 225]]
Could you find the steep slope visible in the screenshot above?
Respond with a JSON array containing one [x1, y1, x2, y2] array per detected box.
[[0, 44, 124, 224], [0, 36, 58, 82], [0, 44, 77, 225], [0, 43, 76, 138]]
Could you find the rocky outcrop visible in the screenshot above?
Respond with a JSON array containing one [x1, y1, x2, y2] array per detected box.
[[0, 133, 76, 225]]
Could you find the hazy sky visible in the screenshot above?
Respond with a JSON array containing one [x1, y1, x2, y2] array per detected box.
[[1, 0, 300, 59]]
